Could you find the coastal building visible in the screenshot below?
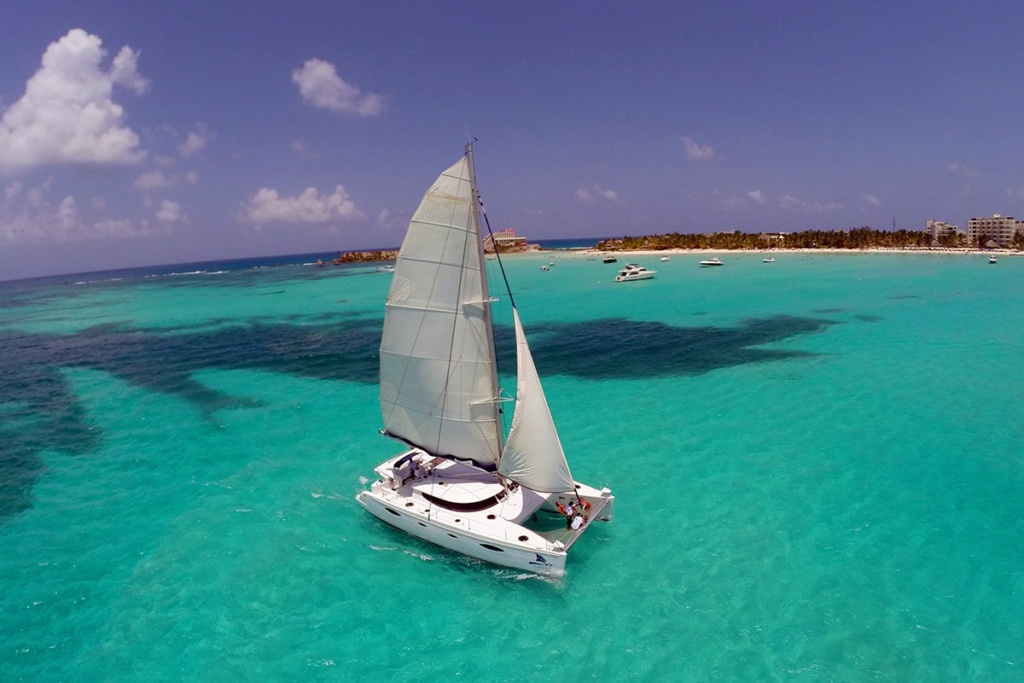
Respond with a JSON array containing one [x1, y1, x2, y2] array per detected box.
[[966, 214, 1018, 248], [925, 219, 959, 243], [758, 232, 788, 245], [483, 228, 528, 253]]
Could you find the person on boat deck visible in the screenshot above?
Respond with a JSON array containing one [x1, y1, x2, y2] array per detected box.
[[561, 500, 578, 529]]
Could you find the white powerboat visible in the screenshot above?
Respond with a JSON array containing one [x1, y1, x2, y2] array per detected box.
[[699, 257, 724, 267], [356, 146, 614, 577], [614, 264, 656, 282], [989, 255, 998, 264], [762, 257, 775, 263]]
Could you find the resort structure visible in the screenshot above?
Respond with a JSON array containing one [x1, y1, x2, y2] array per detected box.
[[925, 219, 960, 243], [482, 228, 530, 253], [965, 214, 1021, 248]]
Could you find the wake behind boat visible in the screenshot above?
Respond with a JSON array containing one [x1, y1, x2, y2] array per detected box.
[[356, 145, 614, 577]]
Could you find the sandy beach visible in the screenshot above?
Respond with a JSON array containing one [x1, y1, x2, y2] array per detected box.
[[532, 246, 1021, 259]]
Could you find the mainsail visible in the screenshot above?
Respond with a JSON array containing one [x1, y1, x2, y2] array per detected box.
[[498, 309, 576, 492], [378, 154, 503, 466]]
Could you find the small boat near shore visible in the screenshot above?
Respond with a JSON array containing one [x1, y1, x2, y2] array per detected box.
[[763, 257, 775, 263], [989, 255, 998, 264], [699, 257, 724, 267], [603, 255, 618, 263]]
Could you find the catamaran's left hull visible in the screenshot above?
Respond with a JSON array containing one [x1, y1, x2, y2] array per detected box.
[[356, 488, 569, 576]]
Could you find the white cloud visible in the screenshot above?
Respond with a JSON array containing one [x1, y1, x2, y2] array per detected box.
[[862, 194, 882, 207], [778, 194, 843, 212], [134, 168, 199, 189], [575, 185, 620, 205], [134, 169, 171, 190], [4, 181, 22, 201], [0, 179, 152, 244], [241, 185, 364, 224], [292, 58, 385, 116], [946, 162, 982, 178], [178, 127, 209, 157], [747, 190, 766, 205], [681, 136, 714, 161], [0, 29, 149, 174], [290, 138, 320, 159], [156, 200, 183, 223], [109, 46, 149, 94]]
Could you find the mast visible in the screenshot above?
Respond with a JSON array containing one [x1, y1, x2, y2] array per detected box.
[[465, 142, 506, 458]]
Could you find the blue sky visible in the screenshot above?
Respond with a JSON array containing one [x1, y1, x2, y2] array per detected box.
[[2, 1, 1023, 280]]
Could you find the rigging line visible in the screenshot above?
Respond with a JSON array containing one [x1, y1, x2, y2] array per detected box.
[[480, 203, 516, 311]]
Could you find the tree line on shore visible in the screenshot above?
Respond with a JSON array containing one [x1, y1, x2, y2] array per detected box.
[[597, 227, 1024, 251]]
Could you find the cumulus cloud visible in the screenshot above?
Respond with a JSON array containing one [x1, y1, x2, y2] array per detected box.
[[178, 129, 209, 157], [156, 200, 183, 223], [292, 59, 385, 116], [681, 136, 714, 161], [241, 185, 364, 224], [747, 189, 766, 205], [575, 185, 620, 205], [0, 29, 149, 174], [0, 179, 152, 244]]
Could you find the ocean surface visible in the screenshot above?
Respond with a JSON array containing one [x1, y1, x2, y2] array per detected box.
[[1, 249, 1022, 681]]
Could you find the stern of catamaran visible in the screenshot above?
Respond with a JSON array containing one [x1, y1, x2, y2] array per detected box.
[[531, 482, 613, 552]]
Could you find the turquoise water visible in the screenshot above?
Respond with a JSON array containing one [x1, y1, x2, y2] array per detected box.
[[1, 252, 1022, 681]]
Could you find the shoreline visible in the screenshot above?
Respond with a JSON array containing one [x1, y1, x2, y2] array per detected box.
[[513, 246, 1021, 258]]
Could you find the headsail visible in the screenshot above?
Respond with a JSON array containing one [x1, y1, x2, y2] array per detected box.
[[498, 308, 576, 493], [378, 152, 503, 466]]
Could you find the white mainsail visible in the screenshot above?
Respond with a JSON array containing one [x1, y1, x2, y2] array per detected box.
[[498, 309, 576, 493], [378, 154, 503, 465]]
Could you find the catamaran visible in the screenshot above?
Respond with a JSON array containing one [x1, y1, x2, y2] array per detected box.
[[356, 145, 614, 577]]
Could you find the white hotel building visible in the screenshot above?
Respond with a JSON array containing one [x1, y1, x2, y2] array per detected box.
[[965, 214, 1021, 247], [925, 219, 959, 242]]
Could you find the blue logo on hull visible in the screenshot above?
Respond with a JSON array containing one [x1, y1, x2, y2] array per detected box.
[[529, 554, 550, 567]]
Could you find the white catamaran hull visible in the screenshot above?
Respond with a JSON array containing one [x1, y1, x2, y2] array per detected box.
[[356, 451, 614, 577]]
